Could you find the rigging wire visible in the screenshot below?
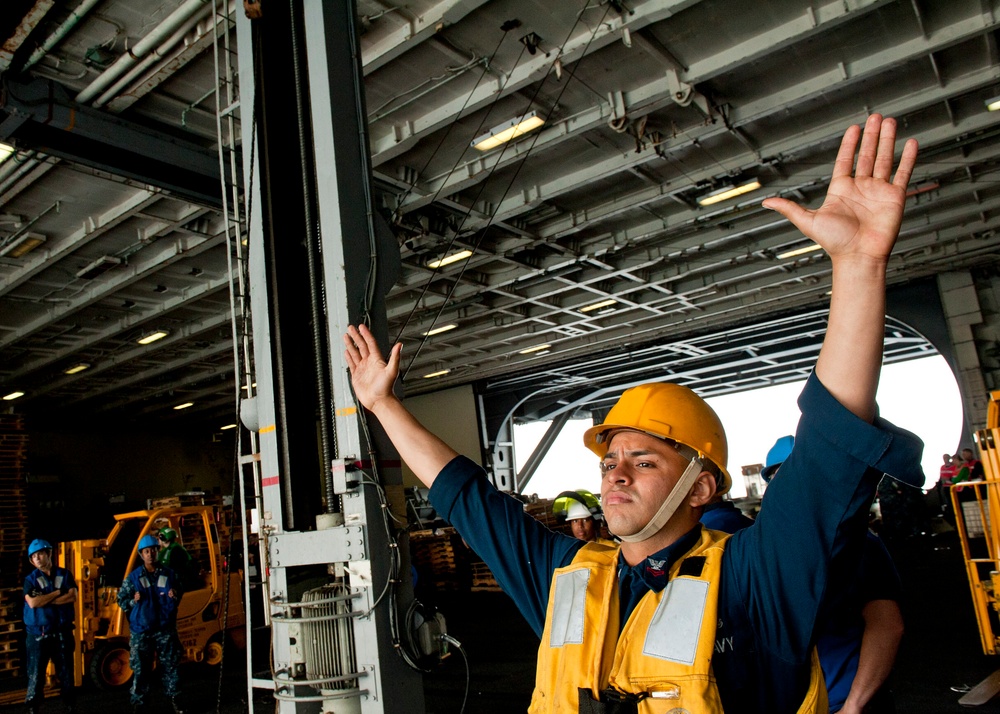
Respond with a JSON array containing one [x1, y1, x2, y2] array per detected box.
[[398, 0, 615, 379]]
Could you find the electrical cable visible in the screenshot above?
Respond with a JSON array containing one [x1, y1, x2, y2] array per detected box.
[[390, 37, 531, 349], [398, 0, 614, 379], [441, 634, 469, 714]]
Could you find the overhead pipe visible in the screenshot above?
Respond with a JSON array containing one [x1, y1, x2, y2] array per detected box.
[[74, 0, 212, 105], [91, 10, 210, 109], [23, 0, 103, 71]]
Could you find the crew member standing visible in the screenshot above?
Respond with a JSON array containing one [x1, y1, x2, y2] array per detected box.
[[118, 534, 185, 714], [344, 115, 925, 712], [23, 539, 77, 714]]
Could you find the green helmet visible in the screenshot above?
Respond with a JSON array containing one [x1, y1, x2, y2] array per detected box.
[[158, 527, 178, 543], [553, 489, 602, 522]]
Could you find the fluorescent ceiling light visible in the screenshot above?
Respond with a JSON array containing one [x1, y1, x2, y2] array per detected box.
[[220, 424, 237, 430], [138, 330, 169, 345], [422, 369, 450, 379], [580, 298, 618, 313], [697, 179, 762, 206], [0, 232, 46, 258], [472, 111, 545, 151], [987, 96, 1000, 112], [519, 344, 551, 354], [241, 382, 258, 391], [423, 323, 457, 336], [0, 143, 13, 165], [64, 363, 91, 375], [777, 243, 823, 260], [2, 391, 24, 401], [428, 250, 473, 269], [173, 402, 194, 410]]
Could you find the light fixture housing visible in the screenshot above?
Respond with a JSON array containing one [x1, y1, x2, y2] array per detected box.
[[519, 344, 551, 354], [0, 232, 46, 258], [580, 298, 618, 313], [697, 179, 762, 207], [422, 369, 450, 379], [427, 249, 473, 269], [423, 323, 457, 336], [986, 96, 1000, 112], [76, 255, 122, 279], [138, 330, 169, 345], [2, 391, 25, 401], [472, 111, 545, 151], [777, 243, 823, 260], [64, 363, 91, 375]]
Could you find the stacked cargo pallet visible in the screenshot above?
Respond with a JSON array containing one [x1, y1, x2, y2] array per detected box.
[[147, 490, 225, 511], [469, 561, 501, 592], [409, 528, 468, 591], [0, 415, 28, 680]]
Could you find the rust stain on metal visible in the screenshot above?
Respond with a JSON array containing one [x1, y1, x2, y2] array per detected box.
[[0, 0, 56, 72]]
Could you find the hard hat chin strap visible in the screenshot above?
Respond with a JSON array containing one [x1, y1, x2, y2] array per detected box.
[[615, 457, 703, 544]]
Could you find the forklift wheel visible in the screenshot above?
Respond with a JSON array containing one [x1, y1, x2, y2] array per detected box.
[[90, 640, 133, 689], [204, 634, 224, 666]]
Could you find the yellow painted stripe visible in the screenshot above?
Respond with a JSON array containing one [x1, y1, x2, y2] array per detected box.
[[336, 407, 357, 416], [260, 424, 276, 433]]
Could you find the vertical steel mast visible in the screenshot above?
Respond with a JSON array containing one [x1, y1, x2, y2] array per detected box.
[[236, 2, 424, 711]]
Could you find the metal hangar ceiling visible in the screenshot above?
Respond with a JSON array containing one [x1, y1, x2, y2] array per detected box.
[[0, 0, 995, 428]]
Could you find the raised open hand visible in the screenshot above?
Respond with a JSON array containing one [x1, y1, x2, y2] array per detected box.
[[343, 324, 402, 412], [762, 114, 918, 264]]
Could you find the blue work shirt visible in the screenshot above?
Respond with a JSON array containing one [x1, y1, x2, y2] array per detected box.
[[428, 372, 923, 714], [118, 564, 182, 634], [700, 500, 755, 532], [816, 530, 901, 711], [23, 567, 76, 635]]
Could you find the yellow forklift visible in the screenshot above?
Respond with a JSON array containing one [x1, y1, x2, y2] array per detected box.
[[56, 504, 245, 689]]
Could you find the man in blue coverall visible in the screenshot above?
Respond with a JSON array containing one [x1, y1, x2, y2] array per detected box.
[[23, 539, 77, 714], [117, 534, 185, 714], [344, 114, 924, 713]]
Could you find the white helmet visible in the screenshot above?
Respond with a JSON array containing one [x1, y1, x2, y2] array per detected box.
[[564, 500, 595, 522]]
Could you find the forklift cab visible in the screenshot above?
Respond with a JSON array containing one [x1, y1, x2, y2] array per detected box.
[[62, 504, 243, 690]]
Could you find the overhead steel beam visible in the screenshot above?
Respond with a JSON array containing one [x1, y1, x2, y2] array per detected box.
[[383, 0, 904, 205], [0, 189, 163, 298], [0, 77, 222, 205], [22, 311, 233, 402], [4, 276, 231, 379], [369, 0, 707, 165], [360, 0, 491, 74], [0, 228, 225, 350]]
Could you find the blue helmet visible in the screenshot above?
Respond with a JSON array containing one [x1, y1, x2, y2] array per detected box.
[[137, 534, 160, 552], [28, 539, 53, 557], [762, 435, 795, 482]]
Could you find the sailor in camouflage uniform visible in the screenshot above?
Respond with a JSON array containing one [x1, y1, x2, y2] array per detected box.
[[117, 534, 184, 713]]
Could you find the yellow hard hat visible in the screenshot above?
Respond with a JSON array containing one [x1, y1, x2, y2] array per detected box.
[[583, 382, 731, 494]]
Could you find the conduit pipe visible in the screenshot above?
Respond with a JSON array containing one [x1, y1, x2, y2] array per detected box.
[[74, 0, 211, 104], [91, 9, 210, 109], [23, 0, 103, 71]]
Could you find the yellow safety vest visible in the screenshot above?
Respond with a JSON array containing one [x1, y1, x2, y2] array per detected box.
[[529, 528, 827, 713]]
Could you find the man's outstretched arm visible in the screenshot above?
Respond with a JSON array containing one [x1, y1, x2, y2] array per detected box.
[[763, 114, 918, 421], [343, 324, 458, 488]]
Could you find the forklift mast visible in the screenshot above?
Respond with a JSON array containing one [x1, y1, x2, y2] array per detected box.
[[235, 1, 425, 712]]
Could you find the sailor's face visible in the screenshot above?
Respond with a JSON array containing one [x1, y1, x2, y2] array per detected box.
[[600, 430, 688, 537], [570, 517, 597, 542]]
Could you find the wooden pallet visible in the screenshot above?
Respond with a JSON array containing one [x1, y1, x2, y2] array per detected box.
[[470, 561, 501, 592]]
